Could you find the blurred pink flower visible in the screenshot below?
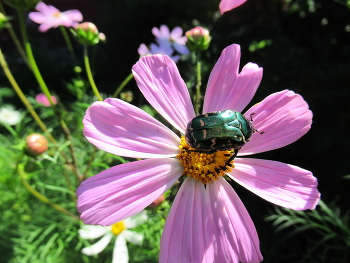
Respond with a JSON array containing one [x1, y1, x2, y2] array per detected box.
[[28, 2, 83, 32], [220, 0, 247, 14], [77, 44, 320, 262], [35, 93, 57, 106], [152, 25, 189, 55]]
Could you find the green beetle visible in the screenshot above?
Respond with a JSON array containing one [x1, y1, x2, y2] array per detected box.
[[185, 110, 254, 151]]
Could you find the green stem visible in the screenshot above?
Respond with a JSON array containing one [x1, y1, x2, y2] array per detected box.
[[0, 48, 79, 178], [113, 72, 134, 98], [17, 10, 81, 180], [0, 1, 31, 69], [194, 52, 202, 115], [17, 163, 79, 220], [59, 26, 77, 67], [83, 45, 103, 101], [0, 48, 53, 141], [17, 10, 55, 106]]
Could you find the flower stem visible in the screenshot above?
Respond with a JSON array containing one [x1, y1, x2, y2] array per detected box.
[[113, 72, 134, 98], [59, 26, 77, 68], [17, 10, 81, 180], [194, 52, 202, 115], [83, 45, 103, 101], [0, 48, 53, 141], [0, 48, 79, 178], [17, 10, 55, 106], [17, 163, 79, 220], [0, 1, 31, 69]]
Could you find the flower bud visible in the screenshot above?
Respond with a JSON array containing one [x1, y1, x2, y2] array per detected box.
[[185, 26, 211, 52], [3, 0, 40, 10], [25, 133, 48, 157], [71, 22, 102, 46], [149, 195, 165, 207]]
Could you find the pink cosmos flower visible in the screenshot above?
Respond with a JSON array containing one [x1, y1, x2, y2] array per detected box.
[[152, 25, 189, 55], [29, 2, 83, 32], [220, 0, 247, 14], [77, 44, 320, 262], [35, 93, 57, 107]]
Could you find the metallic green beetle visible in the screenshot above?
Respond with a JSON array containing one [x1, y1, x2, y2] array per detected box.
[[185, 110, 254, 151]]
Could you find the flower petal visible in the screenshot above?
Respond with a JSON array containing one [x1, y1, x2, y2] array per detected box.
[[28, 12, 47, 24], [219, 0, 248, 14], [207, 177, 262, 263], [82, 233, 113, 255], [132, 55, 195, 134], [203, 44, 263, 113], [122, 230, 144, 245], [169, 27, 183, 40], [79, 225, 110, 239], [77, 158, 182, 226], [173, 42, 189, 55], [63, 10, 83, 22], [240, 90, 312, 155], [160, 178, 214, 263], [83, 98, 180, 159], [228, 158, 320, 210], [124, 210, 148, 229], [113, 236, 129, 263]]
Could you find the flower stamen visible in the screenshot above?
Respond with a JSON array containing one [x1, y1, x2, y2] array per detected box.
[[111, 221, 126, 235], [176, 136, 235, 184]]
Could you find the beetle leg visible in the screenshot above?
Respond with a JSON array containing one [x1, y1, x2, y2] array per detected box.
[[249, 112, 256, 121]]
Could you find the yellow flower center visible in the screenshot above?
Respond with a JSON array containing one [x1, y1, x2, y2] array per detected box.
[[176, 136, 235, 184], [111, 221, 126, 235]]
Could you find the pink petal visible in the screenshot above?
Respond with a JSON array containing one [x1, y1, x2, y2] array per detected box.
[[160, 178, 214, 263], [228, 158, 320, 210], [132, 55, 195, 133], [63, 10, 83, 22], [35, 2, 54, 15], [207, 177, 263, 263], [38, 22, 55, 32], [219, 0, 248, 14], [28, 12, 47, 24], [203, 44, 263, 113], [152, 25, 170, 39], [240, 90, 312, 155], [83, 98, 180, 159], [77, 158, 182, 225], [170, 27, 183, 41], [138, 43, 149, 56]]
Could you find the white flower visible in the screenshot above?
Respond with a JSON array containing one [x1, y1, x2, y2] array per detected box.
[[0, 107, 21, 125], [79, 211, 147, 263]]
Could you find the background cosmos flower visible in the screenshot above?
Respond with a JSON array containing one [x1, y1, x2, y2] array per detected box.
[[79, 211, 147, 263], [0, 106, 21, 125], [152, 25, 189, 55], [28, 2, 83, 32], [35, 93, 57, 107], [77, 44, 320, 262]]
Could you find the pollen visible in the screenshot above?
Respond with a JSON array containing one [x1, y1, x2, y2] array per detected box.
[[111, 221, 126, 236], [176, 136, 235, 184]]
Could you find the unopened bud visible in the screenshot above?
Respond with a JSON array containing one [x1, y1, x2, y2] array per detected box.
[[3, 0, 40, 10], [185, 26, 211, 52], [149, 195, 165, 207], [25, 133, 48, 157], [71, 22, 102, 46], [120, 91, 133, 102]]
